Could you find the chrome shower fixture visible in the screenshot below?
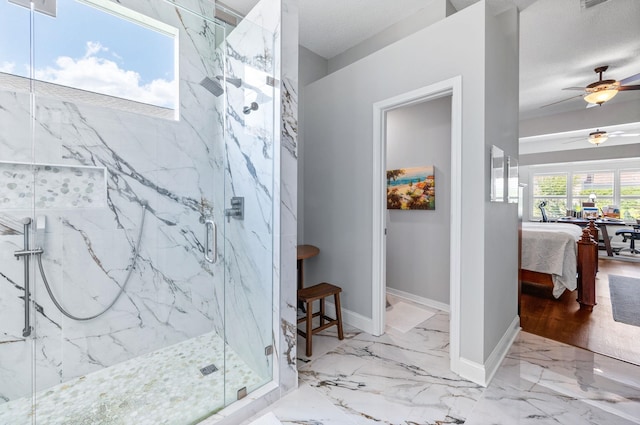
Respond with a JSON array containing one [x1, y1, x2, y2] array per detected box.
[[243, 102, 259, 115], [216, 75, 242, 88], [199, 76, 224, 97], [200, 75, 243, 97]]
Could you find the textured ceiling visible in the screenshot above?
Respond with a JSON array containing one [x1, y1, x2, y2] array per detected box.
[[519, 0, 640, 120]]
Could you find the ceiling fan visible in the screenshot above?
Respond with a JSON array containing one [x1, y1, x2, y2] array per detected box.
[[562, 129, 640, 146], [541, 66, 640, 108]]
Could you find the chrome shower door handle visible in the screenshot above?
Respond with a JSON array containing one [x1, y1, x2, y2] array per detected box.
[[204, 220, 217, 263]]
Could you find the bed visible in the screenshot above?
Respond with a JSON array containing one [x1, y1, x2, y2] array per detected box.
[[520, 222, 599, 311]]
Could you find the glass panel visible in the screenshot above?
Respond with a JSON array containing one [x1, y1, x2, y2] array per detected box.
[[571, 171, 614, 212], [2, 0, 277, 422], [221, 14, 275, 406], [0, 0, 253, 423], [0, 0, 35, 420], [532, 173, 567, 218], [533, 173, 567, 196], [620, 169, 640, 220]]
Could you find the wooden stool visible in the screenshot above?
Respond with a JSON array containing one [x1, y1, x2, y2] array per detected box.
[[297, 282, 344, 357]]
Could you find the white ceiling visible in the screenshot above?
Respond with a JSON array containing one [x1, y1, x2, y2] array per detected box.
[[519, 0, 640, 120], [223, 0, 640, 152]]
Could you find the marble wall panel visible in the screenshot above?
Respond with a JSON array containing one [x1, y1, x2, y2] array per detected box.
[[0, 0, 232, 405]]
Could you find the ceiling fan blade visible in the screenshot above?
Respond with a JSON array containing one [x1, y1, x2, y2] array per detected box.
[[620, 73, 640, 85], [618, 84, 640, 91], [562, 87, 587, 91], [611, 133, 640, 137], [562, 138, 585, 144], [540, 94, 583, 108]]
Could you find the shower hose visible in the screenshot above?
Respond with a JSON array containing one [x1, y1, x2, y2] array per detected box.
[[37, 203, 147, 321]]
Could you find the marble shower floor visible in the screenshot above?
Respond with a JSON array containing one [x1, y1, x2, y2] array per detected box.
[[0, 332, 263, 425], [245, 297, 640, 425]]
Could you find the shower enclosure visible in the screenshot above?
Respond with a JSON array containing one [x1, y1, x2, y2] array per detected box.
[[0, 0, 277, 423]]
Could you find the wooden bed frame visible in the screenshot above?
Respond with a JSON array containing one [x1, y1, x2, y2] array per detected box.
[[520, 222, 599, 311]]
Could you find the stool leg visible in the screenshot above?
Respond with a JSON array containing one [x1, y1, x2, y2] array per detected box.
[[334, 293, 344, 340], [306, 300, 313, 357], [320, 297, 325, 327]]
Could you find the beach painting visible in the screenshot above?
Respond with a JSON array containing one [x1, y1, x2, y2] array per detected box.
[[387, 166, 435, 210]]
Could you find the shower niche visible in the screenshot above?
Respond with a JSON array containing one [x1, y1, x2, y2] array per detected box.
[[0, 0, 278, 423]]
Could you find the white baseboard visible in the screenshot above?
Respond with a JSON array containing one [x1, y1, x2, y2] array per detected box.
[[386, 287, 450, 312], [484, 315, 520, 385], [457, 316, 520, 387], [323, 301, 374, 334], [457, 357, 486, 387]]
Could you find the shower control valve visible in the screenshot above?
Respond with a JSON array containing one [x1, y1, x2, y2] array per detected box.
[[224, 197, 244, 223]]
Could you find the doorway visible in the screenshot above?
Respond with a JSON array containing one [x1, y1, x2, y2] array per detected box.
[[371, 77, 463, 373]]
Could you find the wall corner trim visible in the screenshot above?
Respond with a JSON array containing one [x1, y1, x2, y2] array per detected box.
[[458, 316, 520, 387]]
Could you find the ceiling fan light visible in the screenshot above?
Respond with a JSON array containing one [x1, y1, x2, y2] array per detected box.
[[588, 131, 608, 145], [584, 89, 618, 105]]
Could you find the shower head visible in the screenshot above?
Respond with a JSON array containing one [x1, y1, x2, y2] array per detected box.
[[200, 77, 224, 97], [216, 75, 242, 88]]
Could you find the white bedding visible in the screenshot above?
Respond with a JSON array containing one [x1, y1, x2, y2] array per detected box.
[[521, 222, 584, 298]]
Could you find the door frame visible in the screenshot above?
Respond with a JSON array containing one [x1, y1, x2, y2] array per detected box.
[[371, 76, 462, 374]]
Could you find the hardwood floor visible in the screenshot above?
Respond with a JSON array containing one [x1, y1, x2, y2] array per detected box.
[[520, 258, 640, 366]]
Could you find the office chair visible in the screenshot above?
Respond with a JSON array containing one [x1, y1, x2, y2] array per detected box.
[[615, 225, 640, 254], [538, 201, 548, 222]]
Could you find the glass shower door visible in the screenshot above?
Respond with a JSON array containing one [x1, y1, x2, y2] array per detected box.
[[0, 1, 36, 420], [1, 0, 234, 423], [1, 0, 277, 422], [221, 15, 276, 406]]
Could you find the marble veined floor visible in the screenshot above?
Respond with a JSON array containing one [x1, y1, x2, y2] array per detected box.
[[0, 332, 264, 425], [244, 295, 640, 425]]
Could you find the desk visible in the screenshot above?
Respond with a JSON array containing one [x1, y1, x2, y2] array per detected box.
[[297, 244, 319, 289], [556, 218, 628, 256]]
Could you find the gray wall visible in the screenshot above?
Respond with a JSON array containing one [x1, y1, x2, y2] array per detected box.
[[297, 46, 329, 242], [482, 6, 520, 360], [327, 0, 455, 74], [303, 1, 519, 367], [386, 97, 452, 305]]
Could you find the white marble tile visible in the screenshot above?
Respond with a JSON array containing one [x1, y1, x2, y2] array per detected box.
[[278, 309, 640, 425], [465, 376, 639, 425], [247, 412, 282, 425], [0, 332, 262, 425], [243, 382, 358, 425], [298, 311, 482, 425], [296, 320, 361, 368], [385, 301, 436, 333]]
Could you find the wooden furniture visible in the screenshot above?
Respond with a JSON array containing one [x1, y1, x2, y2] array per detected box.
[[296, 244, 320, 290], [297, 282, 344, 357], [556, 217, 627, 256], [521, 223, 598, 311]]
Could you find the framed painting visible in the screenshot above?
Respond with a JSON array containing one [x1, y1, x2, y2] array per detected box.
[[386, 166, 435, 210]]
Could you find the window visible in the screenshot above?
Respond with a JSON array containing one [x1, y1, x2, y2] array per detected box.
[[620, 169, 640, 221], [571, 171, 614, 212], [530, 164, 640, 222], [532, 173, 567, 219], [0, 0, 178, 115]]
